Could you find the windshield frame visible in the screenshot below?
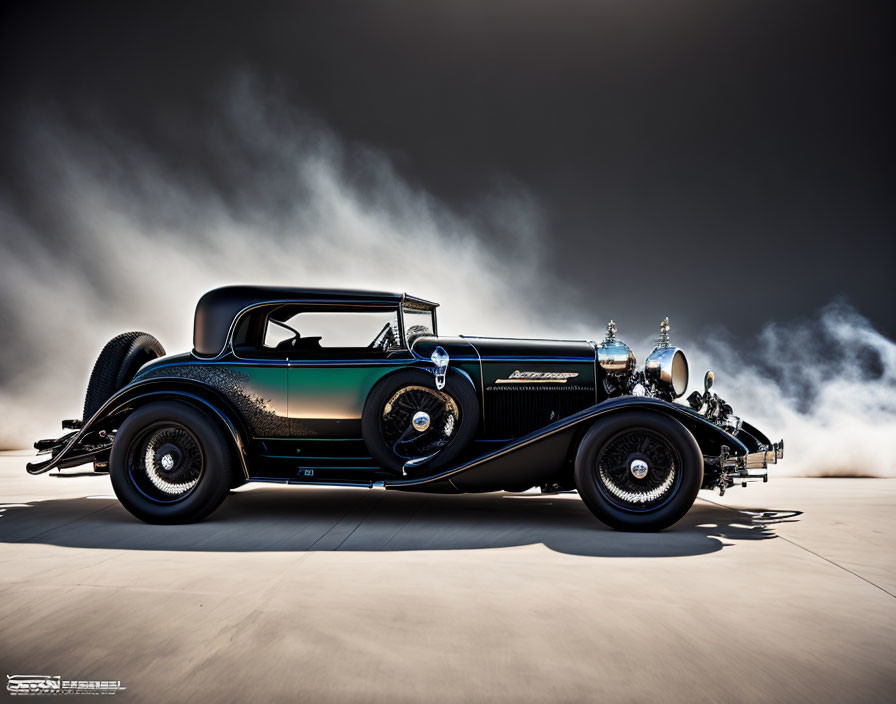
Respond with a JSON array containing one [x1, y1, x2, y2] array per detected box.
[[399, 300, 438, 348]]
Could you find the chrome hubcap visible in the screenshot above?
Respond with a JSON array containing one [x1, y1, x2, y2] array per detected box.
[[594, 428, 680, 510], [412, 411, 431, 432], [382, 385, 461, 462], [630, 459, 649, 479], [138, 429, 202, 497]]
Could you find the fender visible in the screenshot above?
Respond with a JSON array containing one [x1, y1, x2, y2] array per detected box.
[[736, 419, 772, 453], [27, 378, 251, 478], [386, 395, 748, 493]]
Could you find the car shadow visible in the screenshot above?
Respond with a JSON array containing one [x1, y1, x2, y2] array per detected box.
[[0, 487, 801, 558]]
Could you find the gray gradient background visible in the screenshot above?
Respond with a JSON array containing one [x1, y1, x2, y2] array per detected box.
[[0, 1, 894, 466]]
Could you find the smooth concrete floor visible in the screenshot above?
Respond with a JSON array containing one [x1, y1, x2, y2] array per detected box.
[[1, 452, 894, 703]]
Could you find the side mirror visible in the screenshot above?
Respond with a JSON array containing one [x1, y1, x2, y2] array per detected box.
[[704, 370, 714, 392]]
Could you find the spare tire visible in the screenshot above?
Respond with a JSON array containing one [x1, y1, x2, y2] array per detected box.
[[83, 332, 165, 420], [362, 368, 479, 475]]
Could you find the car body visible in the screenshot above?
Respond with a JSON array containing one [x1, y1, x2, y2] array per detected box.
[[29, 286, 783, 530]]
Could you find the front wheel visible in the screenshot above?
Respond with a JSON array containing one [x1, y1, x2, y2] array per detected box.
[[574, 411, 703, 531], [110, 401, 234, 524]]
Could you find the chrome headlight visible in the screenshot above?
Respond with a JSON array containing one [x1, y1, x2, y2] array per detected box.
[[645, 346, 689, 397], [644, 317, 689, 398], [597, 320, 636, 375]]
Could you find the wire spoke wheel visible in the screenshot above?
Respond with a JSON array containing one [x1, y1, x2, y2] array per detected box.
[[381, 385, 460, 461], [126, 422, 204, 503], [594, 427, 681, 511]]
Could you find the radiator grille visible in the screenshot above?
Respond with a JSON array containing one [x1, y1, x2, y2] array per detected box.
[[485, 384, 595, 438]]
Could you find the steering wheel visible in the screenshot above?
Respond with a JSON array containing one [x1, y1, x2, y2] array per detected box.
[[270, 318, 301, 349], [368, 322, 398, 350]]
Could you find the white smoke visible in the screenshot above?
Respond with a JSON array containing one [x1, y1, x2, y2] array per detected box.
[[1, 79, 894, 478], [687, 303, 896, 477], [0, 78, 573, 447]]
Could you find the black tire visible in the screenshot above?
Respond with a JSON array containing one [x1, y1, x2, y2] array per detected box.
[[362, 368, 479, 474], [574, 411, 703, 531], [110, 401, 234, 524], [83, 332, 165, 420]]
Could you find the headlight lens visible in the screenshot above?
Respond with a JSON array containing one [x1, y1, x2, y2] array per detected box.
[[645, 346, 689, 398]]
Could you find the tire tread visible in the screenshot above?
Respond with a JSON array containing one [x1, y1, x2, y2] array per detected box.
[[83, 332, 165, 419]]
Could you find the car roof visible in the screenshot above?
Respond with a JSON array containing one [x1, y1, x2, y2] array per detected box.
[[193, 285, 438, 356]]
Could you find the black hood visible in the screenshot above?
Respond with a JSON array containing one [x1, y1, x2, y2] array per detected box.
[[412, 335, 595, 361], [461, 336, 595, 360]]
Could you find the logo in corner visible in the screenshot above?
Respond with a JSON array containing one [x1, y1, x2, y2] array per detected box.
[[7, 675, 126, 696]]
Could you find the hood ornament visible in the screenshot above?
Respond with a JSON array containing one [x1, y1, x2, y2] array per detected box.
[[657, 316, 671, 348], [605, 319, 618, 342]]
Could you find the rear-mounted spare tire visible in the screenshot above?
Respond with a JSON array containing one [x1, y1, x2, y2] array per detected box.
[[362, 368, 479, 475], [83, 332, 165, 420]]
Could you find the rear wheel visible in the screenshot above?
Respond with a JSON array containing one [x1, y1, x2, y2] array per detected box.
[[83, 332, 165, 420], [110, 401, 233, 524], [574, 411, 703, 531]]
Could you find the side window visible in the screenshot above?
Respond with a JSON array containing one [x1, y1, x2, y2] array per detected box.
[[263, 310, 402, 352]]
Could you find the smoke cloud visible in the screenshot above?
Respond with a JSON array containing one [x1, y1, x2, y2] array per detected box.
[[686, 302, 896, 477], [1, 80, 893, 477], [0, 78, 578, 447]]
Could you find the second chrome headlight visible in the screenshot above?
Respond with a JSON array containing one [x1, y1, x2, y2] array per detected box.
[[644, 317, 688, 398], [645, 346, 689, 398]]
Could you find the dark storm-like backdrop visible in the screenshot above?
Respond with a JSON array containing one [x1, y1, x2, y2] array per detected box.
[[0, 0, 894, 469]]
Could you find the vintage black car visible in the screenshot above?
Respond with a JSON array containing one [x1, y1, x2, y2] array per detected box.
[[29, 286, 783, 530]]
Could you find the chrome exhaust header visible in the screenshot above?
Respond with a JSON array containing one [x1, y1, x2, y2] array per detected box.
[[744, 440, 784, 469]]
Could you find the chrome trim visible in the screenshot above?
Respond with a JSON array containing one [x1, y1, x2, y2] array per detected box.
[[398, 295, 408, 349], [412, 411, 431, 432], [402, 452, 440, 474], [722, 414, 742, 434], [596, 320, 636, 375], [707, 439, 783, 494], [598, 340, 636, 375], [743, 440, 784, 469], [430, 346, 449, 390], [657, 316, 671, 348], [630, 459, 649, 479], [401, 293, 439, 337], [494, 371, 579, 384]]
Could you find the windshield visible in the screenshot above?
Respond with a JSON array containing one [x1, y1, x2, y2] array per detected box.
[[403, 306, 435, 344]]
